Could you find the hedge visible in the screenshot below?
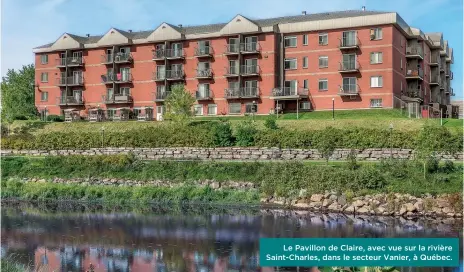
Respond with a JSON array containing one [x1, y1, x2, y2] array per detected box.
[[1, 122, 461, 151]]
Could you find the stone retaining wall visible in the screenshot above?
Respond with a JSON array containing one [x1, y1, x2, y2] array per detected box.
[[1, 147, 462, 161]]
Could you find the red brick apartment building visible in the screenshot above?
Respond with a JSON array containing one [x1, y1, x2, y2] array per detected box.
[[33, 9, 457, 121]]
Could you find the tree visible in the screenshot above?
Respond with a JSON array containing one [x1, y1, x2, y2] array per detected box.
[[164, 84, 195, 124], [314, 127, 338, 165], [1, 64, 36, 122]]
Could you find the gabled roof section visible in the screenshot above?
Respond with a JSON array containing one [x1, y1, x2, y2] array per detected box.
[[97, 28, 132, 47], [47, 33, 83, 51], [426, 32, 444, 49], [220, 14, 261, 35], [147, 22, 184, 42]]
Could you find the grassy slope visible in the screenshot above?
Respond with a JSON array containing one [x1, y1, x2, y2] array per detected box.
[[8, 109, 463, 134]]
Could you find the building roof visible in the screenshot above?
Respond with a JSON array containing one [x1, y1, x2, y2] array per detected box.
[[34, 9, 390, 49]]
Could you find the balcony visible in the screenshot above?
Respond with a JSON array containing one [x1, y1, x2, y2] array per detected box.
[[405, 87, 422, 99], [56, 76, 84, 86], [338, 84, 360, 96], [405, 69, 424, 80], [196, 68, 213, 79], [101, 54, 114, 64], [153, 71, 166, 81], [153, 91, 170, 102], [102, 94, 133, 104], [58, 96, 84, 106], [114, 52, 133, 63], [338, 37, 360, 50], [270, 87, 308, 100], [405, 46, 424, 59], [224, 87, 259, 99], [224, 67, 239, 77], [440, 59, 446, 72], [240, 65, 260, 76], [196, 89, 213, 100], [166, 49, 185, 59], [166, 70, 184, 81], [338, 61, 360, 73], [429, 54, 439, 66], [224, 44, 240, 55], [446, 69, 452, 78], [101, 73, 132, 84], [152, 49, 166, 60], [56, 57, 84, 67], [194, 47, 213, 57], [429, 75, 440, 85], [240, 42, 260, 54]]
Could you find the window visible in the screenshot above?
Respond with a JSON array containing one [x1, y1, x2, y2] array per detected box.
[[245, 103, 257, 113], [40, 72, 48, 82], [302, 57, 308, 68], [40, 55, 48, 64], [342, 77, 357, 93], [370, 99, 383, 108], [370, 52, 383, 64], [299, 101, 310, 110], [107, 109, 116, 120], [318, 56, 328, 68], [370, 76, 383, 87], [133, 108, 141, 118], [40, 92, 48, 101], [284, 58, 297, 70], [342, 31, 357, 47], [284, 80, 297, 94], [194, 105, 203, 116], [303, 79, 309, 90], [318, 33, 328, 45], [401, 81, 403, 91], [400, 58, 403, 70], [318, 79, 328, 91], [284, 36, 297, 47], [370, 28, 383, 40], [303, 35, 308, 45], [229, 103, 241, 114], [120, 87, 130, 95], [207, 104, 217, 115]]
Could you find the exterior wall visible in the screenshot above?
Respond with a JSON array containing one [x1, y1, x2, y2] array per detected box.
[[35, 53, 62, 115]]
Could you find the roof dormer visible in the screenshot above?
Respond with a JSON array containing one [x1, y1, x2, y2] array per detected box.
[[50, 33, 83, 50], [220, 15, 261, 35], [97, 28, 132, 47], [147, 23, 184, 42]]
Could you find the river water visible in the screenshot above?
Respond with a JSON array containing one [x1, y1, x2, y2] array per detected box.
[[1, 202, 462, 272]]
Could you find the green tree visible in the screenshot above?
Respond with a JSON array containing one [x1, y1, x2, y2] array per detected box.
[[1, 64, 36, 122], [314, 127, 338, 165], [164, 84, 195, 124]]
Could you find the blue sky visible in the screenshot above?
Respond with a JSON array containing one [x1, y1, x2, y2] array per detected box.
[[1, 0, 462, 100]]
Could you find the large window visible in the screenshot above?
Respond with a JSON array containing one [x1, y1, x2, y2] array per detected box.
[[370, 52, 383, 64], [40, 92, 48, 101], [370, 99, 383, 108], [342, 77, 357, 93], [318, 79, 328, 91], [370, 28, 383, 40], [318, 33, 328, 45], [299, 101, 310, 110], [207, 104, 217, 115], [318, 56, 328, 68], [370, 76, 383, 88], [194, 105, 203, 116], [40, 55, 48, 64], [284, 58, 297, 70], [229, 103, 241, 115], [40, 72, 48, 82], [284, 36, 297, 47]]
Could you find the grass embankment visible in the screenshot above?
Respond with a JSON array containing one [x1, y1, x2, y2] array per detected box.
[[2, 156, 462, 203]]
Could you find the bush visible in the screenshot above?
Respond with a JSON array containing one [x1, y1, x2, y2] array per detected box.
[[264, 115, 279, 130], [441, 160, 455, 173], [235, 119, 258, 147], [46, 115, 64, 122], [426, 156, 439, 173], [211, 121, 234, 147], [355, 166, 387, 190], [345, 149, 359, 170]]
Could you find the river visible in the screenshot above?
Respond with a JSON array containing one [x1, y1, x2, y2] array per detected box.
[[1, 202, 462, 272]]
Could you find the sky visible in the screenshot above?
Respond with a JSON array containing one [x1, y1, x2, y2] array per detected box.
[[1, 0, 463, 100]]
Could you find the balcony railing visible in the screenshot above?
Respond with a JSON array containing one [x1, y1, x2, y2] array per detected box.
[[339, 37, 360, 49], [429, 75, 440, 85], [196, 68, 213, 78], [56, 57, 84, 67], [224, 67, 239, 77], [406, 46, 424, 58], [240, 65, 260, 76], [56, 76, 84, 86], [153, 91, 170, 101], [429, 54, 440, 65], [338, 61, 360, 72], [240, 42, 260, 53], [225, 44, 240, 54], [101, 54, 114, 64], [271, 87, 309, 98], [102, 94, 133, 104], [153, 71, 166, 81], [224, 87, 259, 99], [152, 49, 166, 60], [114, 52, 133, 63], [338, 84, 359, 95], [101, 73, 132, 84], [58, 96, 84, 105], [405, 68, 424, 79], [166, 49, 185, 59], [194, 47, 214, 57], [166, 70, 184, 80], [196, 89, 213, 100], [406, 87, 422, 98]]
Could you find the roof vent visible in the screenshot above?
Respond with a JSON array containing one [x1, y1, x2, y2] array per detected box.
[[128, 29, 132, 33], [178, 24, 182, 28], [86, 34, 90, 37], [302, 11, 307, 15], [362, 6, 366, 11]]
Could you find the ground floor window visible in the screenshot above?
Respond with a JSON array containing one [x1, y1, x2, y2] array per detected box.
[[370, 99, 383, 108], [229, 103, 241, 115], [245, 103, 257, 114], [299, 101, 310, 110], [207, 104, 217, 115], [107, 109, 116, 119], [132, 108, 141, 119], [194, 104, 203, 116]]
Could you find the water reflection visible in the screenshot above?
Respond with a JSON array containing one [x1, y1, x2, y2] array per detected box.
[[1, 203, 462, 272]]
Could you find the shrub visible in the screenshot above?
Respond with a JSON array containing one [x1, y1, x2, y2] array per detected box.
[[1, 124, 8, 137], [314, 127, 338, 164], [426, 156, 439, 173], [355, 166, 386, 190], [235, 119, 258, 147], [46, 115, 64, 122], [440, 160, 455, 173], [211, 121, 234, 147], [264, 115, 279, 130], [345, 149, 359, 170]]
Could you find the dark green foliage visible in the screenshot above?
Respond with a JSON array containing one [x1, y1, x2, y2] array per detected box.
[[211, 121, 235, 147], [235, 119, 258, 147], [426, 156, 440, 173], [345, 150, 360, 170], [264, 115, 279, 130], [46, 115, 64, 122], [441, 160, 455, 173]]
